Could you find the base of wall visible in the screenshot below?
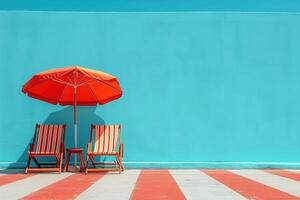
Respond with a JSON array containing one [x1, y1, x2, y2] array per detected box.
[[1, 161, 300, 169], [124, 162, 300, 169]]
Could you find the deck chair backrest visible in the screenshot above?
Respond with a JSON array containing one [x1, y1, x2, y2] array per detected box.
[[91, 125, 121, 153], [34, 124, 65, 154]]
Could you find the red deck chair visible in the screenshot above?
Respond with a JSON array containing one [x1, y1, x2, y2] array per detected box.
[[86, 124, 124, 173], [25, 124, 66, 173]]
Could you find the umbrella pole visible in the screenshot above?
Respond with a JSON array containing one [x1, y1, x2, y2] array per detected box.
[[74, 87, 77, 166]]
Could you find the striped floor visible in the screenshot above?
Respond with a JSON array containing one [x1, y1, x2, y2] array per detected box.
[[0, 169, 300, 199]]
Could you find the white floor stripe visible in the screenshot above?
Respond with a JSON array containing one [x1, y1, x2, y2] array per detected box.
[[0, 173, 72, 200], [230, 169, 300, 197], [170, 170, 246, 200], [76, 170, 141, 200], [287, 169, 300, 174]]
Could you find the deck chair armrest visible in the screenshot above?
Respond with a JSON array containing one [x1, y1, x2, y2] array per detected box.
[[87, 142, 92, 153], [118, 143, 124, 158], [60, 143, 64, 154]]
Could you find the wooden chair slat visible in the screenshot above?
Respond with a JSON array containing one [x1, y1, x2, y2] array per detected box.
[[25, 124, 66, 174], [86, 124, 124, 173]]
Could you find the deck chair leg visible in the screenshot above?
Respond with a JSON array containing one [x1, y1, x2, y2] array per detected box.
[[120, 157, 124, 171], [55, 156, 59, 168], [58, 153, 63, 173], [85, 160, 88, 174], [90, 156, 97, 168], [85, 156, 90, 174], [64, 152, 71, 172], [32, 156, 41, 168], [117, 153, 124, 171], [116, 156, 122, 174], [25, 156, 32, 174]]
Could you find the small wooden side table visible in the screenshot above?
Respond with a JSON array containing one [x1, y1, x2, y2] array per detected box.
[[64, 148, 85, 172]]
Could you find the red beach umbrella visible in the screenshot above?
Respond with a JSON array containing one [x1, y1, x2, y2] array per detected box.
[[22, 66, 122, 163]]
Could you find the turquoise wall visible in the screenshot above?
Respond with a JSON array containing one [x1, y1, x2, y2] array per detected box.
[[0, 11, 300, 168], [1, 0, 300, 12]]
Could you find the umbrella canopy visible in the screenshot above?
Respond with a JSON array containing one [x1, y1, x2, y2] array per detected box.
[[22, 66, 122, 106], [22, 66, 122, 164]]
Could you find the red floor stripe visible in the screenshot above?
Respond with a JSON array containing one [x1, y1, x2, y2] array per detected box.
[[21, 173, 105, 200], [130, 170, 186, 200], [0, 174, 35, 186], [202, 170, 300, 200], [264, 169, 300, 182]]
